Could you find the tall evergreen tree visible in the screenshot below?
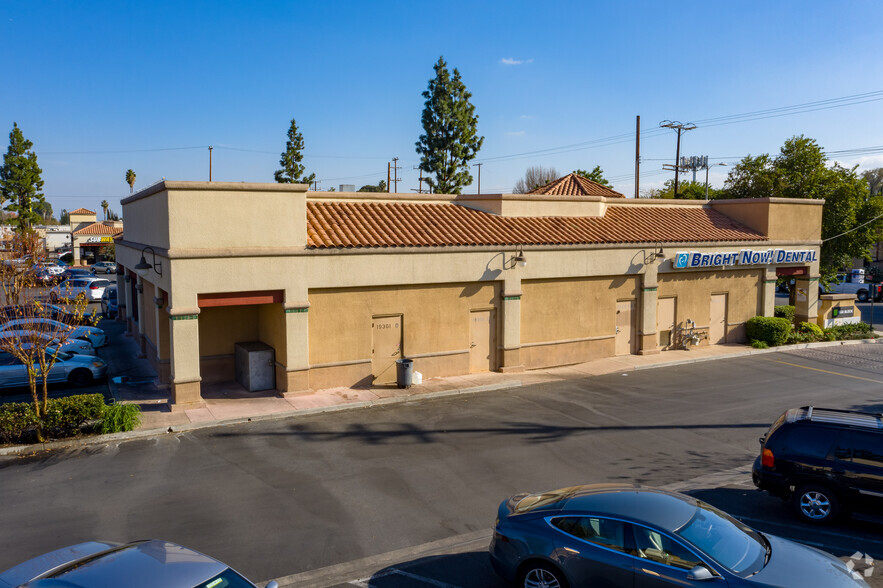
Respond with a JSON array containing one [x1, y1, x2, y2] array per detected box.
[[100, 200, 109, 220], [1, 123, 46, 230], [415, 57, 484, 194], [274, 118, 316, 186], [126, 169, 136, 194], [574, 166, 611, 187]]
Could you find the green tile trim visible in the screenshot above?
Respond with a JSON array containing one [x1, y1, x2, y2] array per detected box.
[[285, 307, 309, 313], [502, 296, 521, 301], [642, 287, 658, 291], [170, 314, 199, 321]]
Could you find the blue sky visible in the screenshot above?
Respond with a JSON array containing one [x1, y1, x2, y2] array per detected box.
[[3, 0, 883, 216]]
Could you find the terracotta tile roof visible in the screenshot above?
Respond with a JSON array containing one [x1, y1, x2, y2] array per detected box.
[[306, 201, 766, 248], [528, 173, 624, 198], [69, 207, 96, 215], [72, 222, 124, 236]]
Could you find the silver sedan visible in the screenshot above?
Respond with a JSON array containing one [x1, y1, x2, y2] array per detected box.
[[0, 317, 106, 348]]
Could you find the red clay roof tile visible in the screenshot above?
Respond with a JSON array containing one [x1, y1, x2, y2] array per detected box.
[[69, 207, 96, 215], [306, 201, 766, 248], [72, 222, 123, 236], [528, 173, 624, 197]]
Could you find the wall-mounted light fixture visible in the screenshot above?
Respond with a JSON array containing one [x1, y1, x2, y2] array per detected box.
[[507, 245, 527, 269], [134, 246, 162, 277], [153, 296, 164, 309], [136, 283, 144, 294], [645, 242, 666, 265], [124, 274, 131, 283]]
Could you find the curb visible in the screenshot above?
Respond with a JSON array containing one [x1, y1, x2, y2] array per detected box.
[[0, 380, 522, 457], [632, 337, 882, 371]]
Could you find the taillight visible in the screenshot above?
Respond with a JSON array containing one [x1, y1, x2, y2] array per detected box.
[[90, 284, 99, 289], [761, 448, 775, 468]]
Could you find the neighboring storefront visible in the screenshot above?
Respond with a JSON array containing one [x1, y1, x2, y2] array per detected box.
[[114, 175, 823, 410], [69, 208, 122, 265]]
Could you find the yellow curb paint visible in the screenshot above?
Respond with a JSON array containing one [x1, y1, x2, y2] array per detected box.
[[763, 358, 883, 384]]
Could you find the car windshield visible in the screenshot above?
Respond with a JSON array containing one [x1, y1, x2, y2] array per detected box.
[[676, 501, 767, 575], [192, 568, 255, 588]]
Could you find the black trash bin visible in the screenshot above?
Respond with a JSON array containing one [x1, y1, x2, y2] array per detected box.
[[396, 358, 413, 389]]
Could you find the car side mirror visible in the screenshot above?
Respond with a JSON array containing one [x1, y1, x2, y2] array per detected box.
[[686, 565, 716, 581], [265, 582, 279, 588]]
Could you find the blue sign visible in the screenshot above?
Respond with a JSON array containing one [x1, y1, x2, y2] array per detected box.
[[672, 249, 817, 269]]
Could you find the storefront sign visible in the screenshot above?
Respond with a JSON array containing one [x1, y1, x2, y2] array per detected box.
[[672, 249, 817, 269], [825, 305, 859, 328], [85, 236, 114, 243]]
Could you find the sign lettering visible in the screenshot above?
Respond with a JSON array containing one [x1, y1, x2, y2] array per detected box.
[[673, 249, 817, 269]]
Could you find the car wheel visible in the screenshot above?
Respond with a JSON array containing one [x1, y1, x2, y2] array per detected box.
[[793, 485, 839, 523], [520, 562, 568, 588], [858, 290, 869, 302], [68, 368, 93, 388]]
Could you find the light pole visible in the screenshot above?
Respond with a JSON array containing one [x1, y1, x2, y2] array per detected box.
[[705, 162, 727, 200]]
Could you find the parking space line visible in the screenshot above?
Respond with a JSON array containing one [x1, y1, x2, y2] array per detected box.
[[350, 568, 460, 588], [762, 358, 883, 384]]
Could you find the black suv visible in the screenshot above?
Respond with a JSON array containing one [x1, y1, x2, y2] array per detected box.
[[752, 406, 883, 524]]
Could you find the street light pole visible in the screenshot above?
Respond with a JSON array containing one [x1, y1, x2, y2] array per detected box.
[[705, 162, 727, 200]]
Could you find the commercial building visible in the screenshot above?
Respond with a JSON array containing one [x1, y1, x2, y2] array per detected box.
[[114, 174, 823, 410], [69, 208, 122, 265]]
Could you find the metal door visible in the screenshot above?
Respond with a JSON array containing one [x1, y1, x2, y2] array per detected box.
[[372, 315, 402, 385], [709, 294, 727, 344], [615, 300, 636, 356], [469, 309, 496, 373]]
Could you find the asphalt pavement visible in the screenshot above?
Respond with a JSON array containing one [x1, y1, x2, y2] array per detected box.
[[1, 344, 882, 587]]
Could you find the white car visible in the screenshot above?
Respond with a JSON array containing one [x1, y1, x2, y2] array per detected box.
[[90, 261, 117, 274], [49, 277, 113, 302], [0, 318, 106, 348], [0, 330, 95, 355]]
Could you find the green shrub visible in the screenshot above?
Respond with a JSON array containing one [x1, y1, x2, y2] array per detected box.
[[42, 394, 105, 436], [774, 305, 796, 322], [746, 316, 793, 346], [796, 321, 824, 341], [750, 340, 769, 349], [825, 322, 877, 341], [0, 402, 38, 444], [100, 402, 142, 434]]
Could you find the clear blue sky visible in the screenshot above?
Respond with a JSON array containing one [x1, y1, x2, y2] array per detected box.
[[3, 0, 883, 216]]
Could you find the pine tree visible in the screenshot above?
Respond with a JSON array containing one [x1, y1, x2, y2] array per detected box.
[[415, 57, 484, 194], [274, 118, 316, 186], [1, 123, 46, 231]]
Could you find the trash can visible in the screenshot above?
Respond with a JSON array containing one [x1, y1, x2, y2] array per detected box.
[[395, 358, 413, 389]]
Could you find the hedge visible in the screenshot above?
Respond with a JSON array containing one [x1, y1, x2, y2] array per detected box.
[[773, 305, 796, 322], [0, 393, 141, 445], [746, 316, 793, 346]]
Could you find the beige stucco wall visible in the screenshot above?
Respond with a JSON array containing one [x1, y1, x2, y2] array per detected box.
[[658, 268, 763, 345], [710, 198, 824, 242], [308, 282, 499, 389], [140, 281, 157, 348]]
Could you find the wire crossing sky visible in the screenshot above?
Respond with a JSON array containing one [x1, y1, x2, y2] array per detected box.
[[3, 0, 883, 213]]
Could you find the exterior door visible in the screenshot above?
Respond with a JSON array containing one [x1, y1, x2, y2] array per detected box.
[[657, 297, 676, 349], [709, 294, 727, 344], [372, 315, 402, 385], [615, 300, 636, 356], [469, 309, 496, 373]]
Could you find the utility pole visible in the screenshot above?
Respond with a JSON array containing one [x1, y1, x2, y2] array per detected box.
[[208, 146, 213, 182], [392, 157, 401, 193], [473, 163, 483, 194], [413, 166, 425, 194], [387, 162, 391, 193], [634, 116, 640, 199], [659, 121, 696, 198]]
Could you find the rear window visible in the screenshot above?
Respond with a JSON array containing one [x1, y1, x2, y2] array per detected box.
[[93, 280, 110, 287], [782, 426, 836, 459]]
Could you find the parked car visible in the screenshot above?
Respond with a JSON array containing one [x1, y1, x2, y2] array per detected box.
[[0, 304, 99, 327], [0, 330, 94, 355], [36, 262, 64, 276], [101, 285, 118, 318], [91, 260, 118, 274], [30, 268, 60, 286], [490, 484, 868, 588], [0, 539, 279, 588], [59, 268, 95, 281], [49, 277, 112, 302], [820, 274, 881, 302], [752, 406, 883, 524], [0, 317, 106, 348], [0, 348, 106, 388]]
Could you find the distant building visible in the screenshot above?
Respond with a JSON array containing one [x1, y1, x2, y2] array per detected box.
[[69, 208, 123, 265]]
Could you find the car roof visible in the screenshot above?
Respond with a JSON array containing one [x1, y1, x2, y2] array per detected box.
[[530, 485, 700, 532], [22, 540, 229, 588]]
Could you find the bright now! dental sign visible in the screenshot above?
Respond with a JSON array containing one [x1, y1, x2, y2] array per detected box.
[[673, 249, 817, 269]]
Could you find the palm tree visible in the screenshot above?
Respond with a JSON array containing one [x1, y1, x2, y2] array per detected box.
[[100, 200, 109, 221], [125, 169, 136, 194]]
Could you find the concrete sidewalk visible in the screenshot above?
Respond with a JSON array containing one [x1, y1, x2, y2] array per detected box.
[[100, 321, 883, 434]]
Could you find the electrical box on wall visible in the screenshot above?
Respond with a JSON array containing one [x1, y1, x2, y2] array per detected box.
[[234, 341, 276, 392]]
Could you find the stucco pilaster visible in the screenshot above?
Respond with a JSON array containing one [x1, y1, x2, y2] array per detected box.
[[500, 274, 523, 373], [638, 263, 660, 355], [168, 307, 204, 410], [280, 296, 311, 396], [115, 271, 127, 323], [794, 275, 819, 324], [762, 268, 777, 317]]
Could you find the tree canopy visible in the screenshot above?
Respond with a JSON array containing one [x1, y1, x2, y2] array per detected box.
[[415, 57, 484, 194], [513, 166, 559, 193], [721, 135, 883, 281], [574, 166, 610, 187], [1, 123, 46, 230], [357, 180, 387, 193], [274, 118, 316, 186], [862, 168, 883, 196], [645, 179, 721, 200], [126, 169, 136, 194]]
